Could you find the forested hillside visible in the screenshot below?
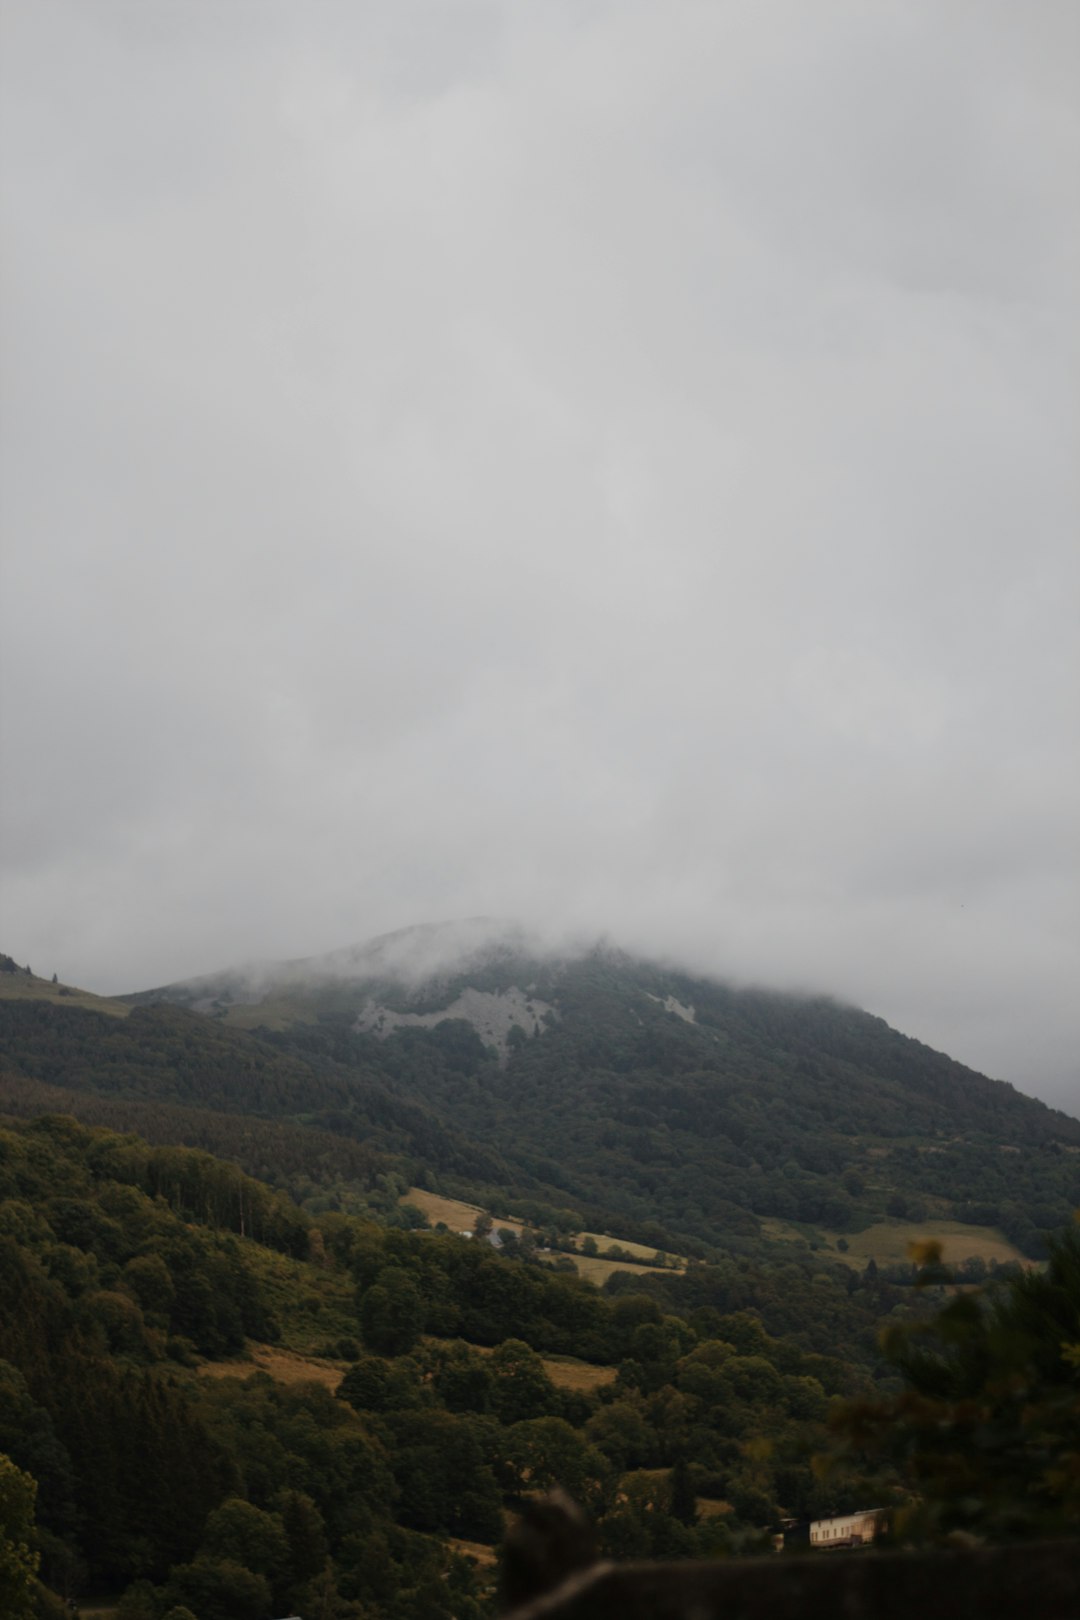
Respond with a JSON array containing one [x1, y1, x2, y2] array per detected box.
[[2, 934, 1078, 1618], [0, 993, 515, 1193], [320, 962, 1080, 1258], [110, 931, 1080, 1260], [0, 1116, 898, 1619]]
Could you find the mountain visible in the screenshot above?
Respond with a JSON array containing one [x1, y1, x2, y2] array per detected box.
[[123, 918, 572, 1041], [116, 921, 1080, 1260], [4, 931, 1078, 1620], [0, 943, 516, 1207]]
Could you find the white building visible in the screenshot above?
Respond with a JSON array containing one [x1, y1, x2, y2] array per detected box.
[[809, 1509, 886, 1548]]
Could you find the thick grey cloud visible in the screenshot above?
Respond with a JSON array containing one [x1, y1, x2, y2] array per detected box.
[[1, 1, 1077, 1107]]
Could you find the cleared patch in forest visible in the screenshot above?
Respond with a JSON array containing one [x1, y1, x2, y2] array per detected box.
[[404, 1186, 524, 1235], [445, 1536, 500, 1566], [537, 1353, 617, 1392], [402, 1192, 683, 1279], [429, 1337, 615, 1390], [828, 1219, 1027, 1267], [574, 1229, 687, 1265], [203, 1333, 614, 1398], [763, 1216, 1027, 1268], [198, 1341, 346, 1391], [559, 1252, 685, 1285]]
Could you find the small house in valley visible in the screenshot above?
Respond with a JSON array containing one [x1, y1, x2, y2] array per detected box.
[[809, 1508, 886, 1548]]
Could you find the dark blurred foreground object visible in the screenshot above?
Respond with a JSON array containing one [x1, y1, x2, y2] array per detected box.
[[499, 1490, 598, 1612], [500, 1502, 1080, 1619]]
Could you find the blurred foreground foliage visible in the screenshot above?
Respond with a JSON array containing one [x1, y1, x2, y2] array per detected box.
[[831, 1222, 1080, 1541]]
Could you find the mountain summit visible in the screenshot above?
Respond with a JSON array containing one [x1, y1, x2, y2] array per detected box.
[[125, 916, 600, 1042], [116, 921, 1080, 1260]]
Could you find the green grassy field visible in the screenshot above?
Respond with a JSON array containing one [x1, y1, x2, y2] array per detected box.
[[763, 1215, 1028, 1268], [0, 970, 130, 1017], [565, 1251, 686, 1285]]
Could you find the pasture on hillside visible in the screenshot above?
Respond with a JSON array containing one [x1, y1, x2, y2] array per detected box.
[[763, 1215, 1028, 1269], [198, 1333, 616, 1398], [563, 1252, 686, 1285], [573, 1229, 688, 1263], [405, 1185, 525, 1234], [198, 1341, 348, 1391], [830, 1218, 1029, 1267], [0, 969, 130, 1017], [403, 1189, 685, 1282]]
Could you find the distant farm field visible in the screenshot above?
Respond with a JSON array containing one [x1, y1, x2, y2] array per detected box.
[[831, 1219, 1027, 1267], [445, 1536, 499, 1567], [434, 1338, 615, 1390], [561, 1252, 685, 1285], [538, 1353, 617, 1393], [763, 1216, 1028, 1268], [198, 1341, 346, 1392], [574, 1230, 686, 1264], [402, 1192, 683, 1281], [404, 1186, 525, 1236], [199, 1335, 614, 1401], [404, 1186, 483, 1229]]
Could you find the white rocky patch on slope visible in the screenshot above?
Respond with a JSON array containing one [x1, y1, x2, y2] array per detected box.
[[353, 985, 557, 1056], [645, 992, 697, 1024]]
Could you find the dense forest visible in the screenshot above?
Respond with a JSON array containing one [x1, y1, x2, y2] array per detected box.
[[2, 1115, 1077, 1620], [0, 1115, 891, 1619]]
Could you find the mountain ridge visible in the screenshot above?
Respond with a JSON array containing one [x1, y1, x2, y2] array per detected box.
[[106, 923, 1080, 1258], [5, 925, 1078, 1263], [120, 919, 1077, 1126]]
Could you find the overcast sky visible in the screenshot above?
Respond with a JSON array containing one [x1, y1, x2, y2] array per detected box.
[[1, 0, 1077, 1109]]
